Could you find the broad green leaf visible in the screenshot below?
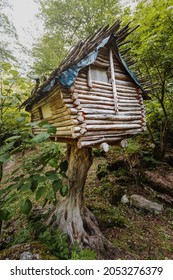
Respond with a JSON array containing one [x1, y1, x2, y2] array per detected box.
[[20, 198, 32, 215], [45, 171, 59, 181], [2, 141, 15, 152], [47, 126, 57, 134], [0, 209, 10, 221], [5, 135, 21, 142], [20, 182, 32, 192], [33, 174, 46, 183], [59, 160, 68, 172], [36, 186, 47, 201], [0, 153, 10, 163], [48, 158, 58, 168], [30, 178, 38, 192], [60, 185, 68, 197], [52, 179, 62, 193], [38, 120, 49, 127], [3, 80, 10, 85], [31, 132, 50, 143], [1, 62, 11, 71], [25, 121, 39, 127], [9, 69, 19, 78]]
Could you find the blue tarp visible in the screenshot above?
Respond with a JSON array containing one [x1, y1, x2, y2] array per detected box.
[[42, 35, 143, 93], [43, 36, 110, 92]]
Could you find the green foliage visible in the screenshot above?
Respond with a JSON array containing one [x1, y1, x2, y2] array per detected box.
[[122, 0, 173, 157], [0, 133, 69, 224], [20, 199, 32, 215], [0, 62, 31, 141], [121, 138, 141, 156], [0, 0, 17, 61], [38, 228, 69, 259], [33, 0, 121, 75]]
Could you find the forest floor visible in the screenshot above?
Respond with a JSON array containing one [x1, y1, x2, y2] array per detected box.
[[85, 147, 173, 259], [0, 144, 173, 259]]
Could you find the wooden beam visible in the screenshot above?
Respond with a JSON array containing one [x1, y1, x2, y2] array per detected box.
[[109, 48, 118, 112]]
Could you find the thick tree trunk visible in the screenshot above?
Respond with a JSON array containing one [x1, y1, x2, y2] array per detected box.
[[49, 144, 112, 257]]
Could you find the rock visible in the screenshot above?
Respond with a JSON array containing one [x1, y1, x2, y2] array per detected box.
[[121, 195, 129, 204], [129, 194, 163, 214], [19, 251, 40, 260], [0, 242, 57, 260]]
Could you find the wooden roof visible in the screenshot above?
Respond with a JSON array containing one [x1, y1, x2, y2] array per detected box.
[[22, 20, 150, 110]]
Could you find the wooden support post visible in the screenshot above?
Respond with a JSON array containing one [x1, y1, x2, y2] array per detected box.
[[87, 66, 93, 88], [109, 48, 118, 112]]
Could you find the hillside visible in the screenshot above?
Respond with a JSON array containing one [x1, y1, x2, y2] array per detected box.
[[0, 144, 173, 260]]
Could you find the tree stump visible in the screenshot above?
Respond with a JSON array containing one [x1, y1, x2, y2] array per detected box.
[[49, 144, 113, 257]]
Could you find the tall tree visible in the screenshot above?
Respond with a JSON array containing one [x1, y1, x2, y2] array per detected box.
[[0, 0, 17, 61], [123, 0, 173, 158], [33, 0, 121, 75]]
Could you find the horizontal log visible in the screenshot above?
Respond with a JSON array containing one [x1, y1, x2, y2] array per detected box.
[[53, 137, 77, 143], [81, 103, 114, 110], [85, 119, 142, 125], [97, 52, 109, 60], [93, 61, 109, 68], [84, 114, 142, 121], [56, 125, 73, 131], [50, 113, 75, 122], [77, 93, 113, 102], [118, 107, 142, 112], [79, 99, 114, 106], [118, 98, 140, 104], [55, 131, 72, 136], [77, 136, 126, 148], [76, 88, 113, 99], [77, 138, 107, 148], [80, 128, 143, 140], [83, 128, 143, 137], [82, 108, 115, 114], [115, 72, 132, 82], [76, 79, 112, 90], [75, 84, 112, 94], [117, 103, 141, 108], [86, 123, 141, 131], [117, 91, 139, 98], [92, 81, 112, 89], [116, 84, 139, 93], [50, 119, 74, 127]]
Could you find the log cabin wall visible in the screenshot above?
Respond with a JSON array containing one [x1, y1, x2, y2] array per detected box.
[[71, 45, 146, 148], [30, 88, 76, 138]]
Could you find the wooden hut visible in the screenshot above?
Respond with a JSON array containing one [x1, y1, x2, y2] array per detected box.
[[23, 21, 149, 149]]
